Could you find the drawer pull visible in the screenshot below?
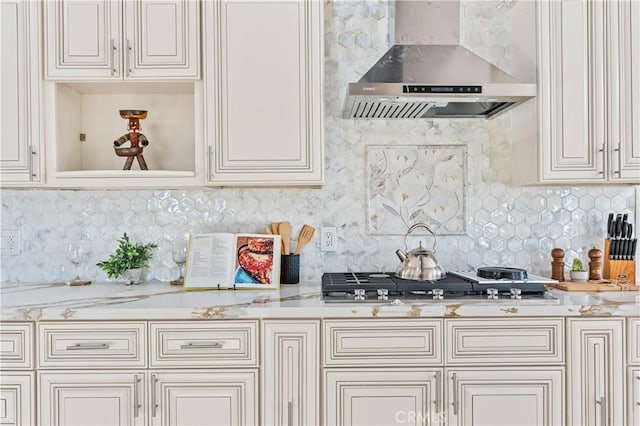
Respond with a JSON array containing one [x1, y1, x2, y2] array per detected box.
[[66, 343, 110, 350], [152, 374, 158, 418], [134, 374, 141, 418], [180, 342, 224, 350], [452, 372, 458, 415]]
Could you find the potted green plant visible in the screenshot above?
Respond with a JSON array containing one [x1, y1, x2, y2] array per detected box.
[[570, 257, 589, 282], [96, 233, 157, 284]]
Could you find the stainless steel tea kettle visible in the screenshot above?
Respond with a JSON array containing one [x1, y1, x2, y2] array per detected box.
[[395, 223, 446, 281]]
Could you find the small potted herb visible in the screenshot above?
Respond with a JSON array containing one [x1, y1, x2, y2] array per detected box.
[[569, 257, 589, 282], [96, 233, 157, 284]]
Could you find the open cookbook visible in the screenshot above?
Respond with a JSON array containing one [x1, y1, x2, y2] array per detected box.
[[184, 233, 281, 289]]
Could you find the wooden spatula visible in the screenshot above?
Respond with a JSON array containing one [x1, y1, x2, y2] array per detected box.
[[294, 224, 315, 254], [278, 221, 292, 254], [271, 222, 280, 235]]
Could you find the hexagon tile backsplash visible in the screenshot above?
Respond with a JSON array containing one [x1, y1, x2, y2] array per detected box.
[[0, 2, 637, 283]]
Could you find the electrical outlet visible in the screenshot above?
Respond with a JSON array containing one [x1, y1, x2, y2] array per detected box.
[[1, 230, 20, 256], [320, 226, 337, 252]]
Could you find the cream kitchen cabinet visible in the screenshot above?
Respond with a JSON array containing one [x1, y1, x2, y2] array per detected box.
[[444, 318, 565, 426], [148, 321, 259, 426], [41, 370, 258, 426], [531, 0, 640, 183], [44, 0, 200, 80], [629, 368, 640, 425], [204, 0, 324, 186], [0, 0, 43, 185], [0, 373, 35, 426], [149, 370, 258, 426], [0, 322, 35, 426], [446, 368, 564, 426], [39, 371, 147, 426], [262, 320, 320, 426], [568, 318, 625, 426], [322, 318, 566, 426], [323, 319, 443, 426], [628, 318, 640, 425], [324, 368, 442, 426]]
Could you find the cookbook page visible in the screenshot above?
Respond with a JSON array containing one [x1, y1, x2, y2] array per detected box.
[[183, 233, 236, 288], [234, 234, 281, 289]]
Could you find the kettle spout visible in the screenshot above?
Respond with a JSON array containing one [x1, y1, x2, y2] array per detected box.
[[396, 249, 407, 262]]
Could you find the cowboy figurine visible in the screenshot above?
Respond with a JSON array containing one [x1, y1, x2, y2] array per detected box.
[[113, 109, 149, 170]]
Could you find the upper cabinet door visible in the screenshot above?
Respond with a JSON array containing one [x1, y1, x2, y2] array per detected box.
[[613, 0, 640, 181], [45, 0, 200, 80], [538, 0, 607, 182], [45, 0, 122, 79], [205, 0, 324, 186], [1, 0, 42, 183], [536, 0, 639, 184], [124, 0, 200, 79]]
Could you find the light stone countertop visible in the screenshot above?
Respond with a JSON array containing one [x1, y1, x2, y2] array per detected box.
[[1, 281, 639, 321]]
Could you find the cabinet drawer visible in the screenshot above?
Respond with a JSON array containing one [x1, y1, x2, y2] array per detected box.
[[629, 318, 640, 365], [323, 319, 442, 366], [149, 321, 258, 367], [445, 318, 564, 365], [38, 322, 146, 368], [0, 323, 33, 369]]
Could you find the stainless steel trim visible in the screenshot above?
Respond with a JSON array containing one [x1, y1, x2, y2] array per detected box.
[[110, 39, 116, 75], [152, 374, 158, 418], [134, 374, 141, 418], [452, 372, 458, 415], [65, 343, 110, 350], [180, 342, 224, 349]]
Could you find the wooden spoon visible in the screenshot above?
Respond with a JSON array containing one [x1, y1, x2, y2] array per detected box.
[[278, 221, 292, 254], [294, 224, 315, 254], [271, 222, 280, 235]]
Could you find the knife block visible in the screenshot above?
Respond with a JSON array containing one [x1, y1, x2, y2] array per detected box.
[[603, 239, 636, 285]]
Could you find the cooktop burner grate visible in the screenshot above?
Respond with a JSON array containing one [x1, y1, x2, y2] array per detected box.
[[321, 271, 557, 303]]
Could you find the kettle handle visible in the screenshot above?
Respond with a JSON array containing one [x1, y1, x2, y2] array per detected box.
[[404, 223, 437, 252]]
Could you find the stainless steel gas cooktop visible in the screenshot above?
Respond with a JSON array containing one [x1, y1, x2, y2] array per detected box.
[[321, 271, 559, 303]]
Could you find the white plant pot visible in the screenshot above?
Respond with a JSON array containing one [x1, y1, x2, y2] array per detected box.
[[570, 270, 589, 282], [123, 268, 143, 285]]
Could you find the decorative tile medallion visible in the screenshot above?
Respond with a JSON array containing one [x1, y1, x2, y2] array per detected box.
[[367, 145, 467, 235]]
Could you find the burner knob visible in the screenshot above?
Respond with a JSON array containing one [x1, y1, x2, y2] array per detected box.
[[487, 288, 499, 299], [509, 288, 522, 299], [354, 289, 366, 301], [377, 289, 389, 300], [432, 288, 444, 300]]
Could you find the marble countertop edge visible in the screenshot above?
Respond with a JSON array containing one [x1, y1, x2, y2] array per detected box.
[[1, 280, 639, 321]]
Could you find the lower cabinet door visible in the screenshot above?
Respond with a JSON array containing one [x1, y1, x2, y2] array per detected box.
[[324, 368, 443, 426], [0, 373, 34, 426], [629, 368, 640, 426], [38, 371, 146, 426], [567, 318, 625, 426], [262, 320, 320, 426], [446, 367, 564, 426], [149, 370, 257, 426]]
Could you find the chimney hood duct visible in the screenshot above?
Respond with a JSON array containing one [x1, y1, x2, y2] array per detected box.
[[343, 1, 536, 120]]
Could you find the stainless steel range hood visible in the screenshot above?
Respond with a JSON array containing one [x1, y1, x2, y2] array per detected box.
[[343, 1, 536, 119]]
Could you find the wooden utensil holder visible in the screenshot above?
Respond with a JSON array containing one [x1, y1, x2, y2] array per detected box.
[[603, 239, 636, 284]]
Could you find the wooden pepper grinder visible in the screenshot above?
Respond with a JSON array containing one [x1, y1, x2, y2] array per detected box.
[[551, 248, 565, 281], [588, 247, 603, 280]]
